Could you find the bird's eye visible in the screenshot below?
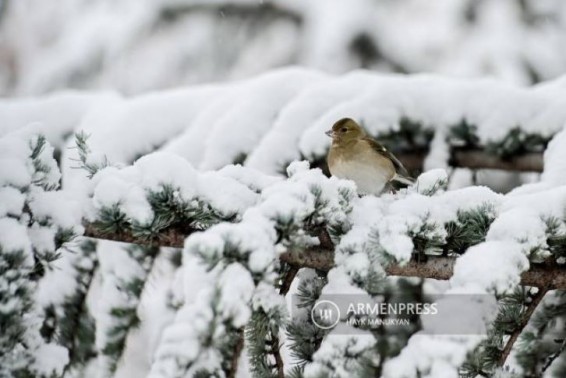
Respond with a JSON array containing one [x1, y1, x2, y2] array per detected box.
[[340, 127, 348, 133]]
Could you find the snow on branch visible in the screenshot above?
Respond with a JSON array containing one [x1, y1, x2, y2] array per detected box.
[[450, 148, 543, 172], [7, 70, 566, 377], [51, 68, 566, 183], [80, 154, 566, 377], [0, 132, 83, 377], [84, 220, 566, 290]]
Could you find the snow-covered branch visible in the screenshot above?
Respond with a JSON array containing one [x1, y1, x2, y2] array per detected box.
[[450, 148, 543, 172], [6, 68, 566, 377], [84, 224, 566, 289], [46, 68, 566, 181]]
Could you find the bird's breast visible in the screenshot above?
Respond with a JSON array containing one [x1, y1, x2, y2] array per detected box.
[[329, 156, 392, 195]]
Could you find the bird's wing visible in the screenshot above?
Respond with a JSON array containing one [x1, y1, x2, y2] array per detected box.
[[362, 137, 411, 178]]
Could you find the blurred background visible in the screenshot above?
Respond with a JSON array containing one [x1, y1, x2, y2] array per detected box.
[[2, 0, 566, 96]]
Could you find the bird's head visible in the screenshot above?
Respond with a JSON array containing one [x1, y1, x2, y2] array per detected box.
[[325, 118, 365, 144]]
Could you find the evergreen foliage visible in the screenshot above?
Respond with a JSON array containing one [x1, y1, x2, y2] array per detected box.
[[449, 119, 551, 158], [515, 291, 566, 376], [41, 239, 99, 373], [0, 133, 82, 377], [74, 132, 109, 178], [487, 128, 550, 158], [3, 113, 566, 378], [246, 308, 285, 378], [100, 244, 160, 374], [286, 271, 330, 370], [444, 204, 496, 255], [0, 245, 35, 377], [378, 117, 434, 154], [450, 119, 481, 148]]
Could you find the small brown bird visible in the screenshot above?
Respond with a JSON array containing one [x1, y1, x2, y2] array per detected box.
[[326, 118, 413, 195]]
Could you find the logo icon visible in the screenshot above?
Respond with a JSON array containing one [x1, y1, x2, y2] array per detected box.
[[311, 299, 341, 329]]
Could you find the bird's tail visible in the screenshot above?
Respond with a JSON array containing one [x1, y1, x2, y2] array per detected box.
[[392, 173, 415, 186]]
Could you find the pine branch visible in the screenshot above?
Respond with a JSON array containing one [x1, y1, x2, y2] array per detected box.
[[229, 329, 245, 378], [279, 265, 299, 296], [59, 240, 99, 373], [84, 222, 189, 248], [279, 229, 333, 296], [498, 287, 550, 367], [450, 148, 543, 172], [542, 338, 566, 374], [272, 332, 285, 378], [84, 224, 566, 290]]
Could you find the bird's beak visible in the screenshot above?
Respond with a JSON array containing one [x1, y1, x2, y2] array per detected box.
[[325, 129, 334, 137]]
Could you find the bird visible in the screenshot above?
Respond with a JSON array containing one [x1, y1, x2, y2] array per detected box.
[[326, 118, 414, 195]]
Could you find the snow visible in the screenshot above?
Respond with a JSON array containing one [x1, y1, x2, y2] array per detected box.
[[541, 126, 566, 185], [4, 71, 548, 197], [0, 187, 25, 217], [252, 281, 286, 314], [0, 92, 107, 149], [245, 71, 379, 173], [198, 68, 326, 170], [8, 0, 566, 97], [89, 152, 261, 224], [184, 219, 277, 277], [149, 292, 216, 377], [414, 169, 448, 195], [114, 250, 178, 378], [339, 184, 501, 265], [217, 263, 255, 327], [28, 190, 83, 231], [487, 208, 549, 259], [0, 158, 31, 188], [423, 129, 450, 170], [92, 240, 158, 377], [504, 186, 566, 220], [216, 164, 282, 193], [5, 60, 566, 377], [452, 241, 529, 294], [35, 247, 84, 308], [382, 334, 484, 378], [322, 267, 373, 297], [303, 332, 376, 378], [198, 172, 260, 217], [377, 220, 417, 263], [4, 1, 566, 376], [83, 91, 215, 164], [0, 71, 549, 213], [32, 343, 69, 377], [28, 225, 56, 256], [0, 218, 33, 258], [380, 156, 565, 376], [316, 121, 566, 377], [0, 131, 64, 196]]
